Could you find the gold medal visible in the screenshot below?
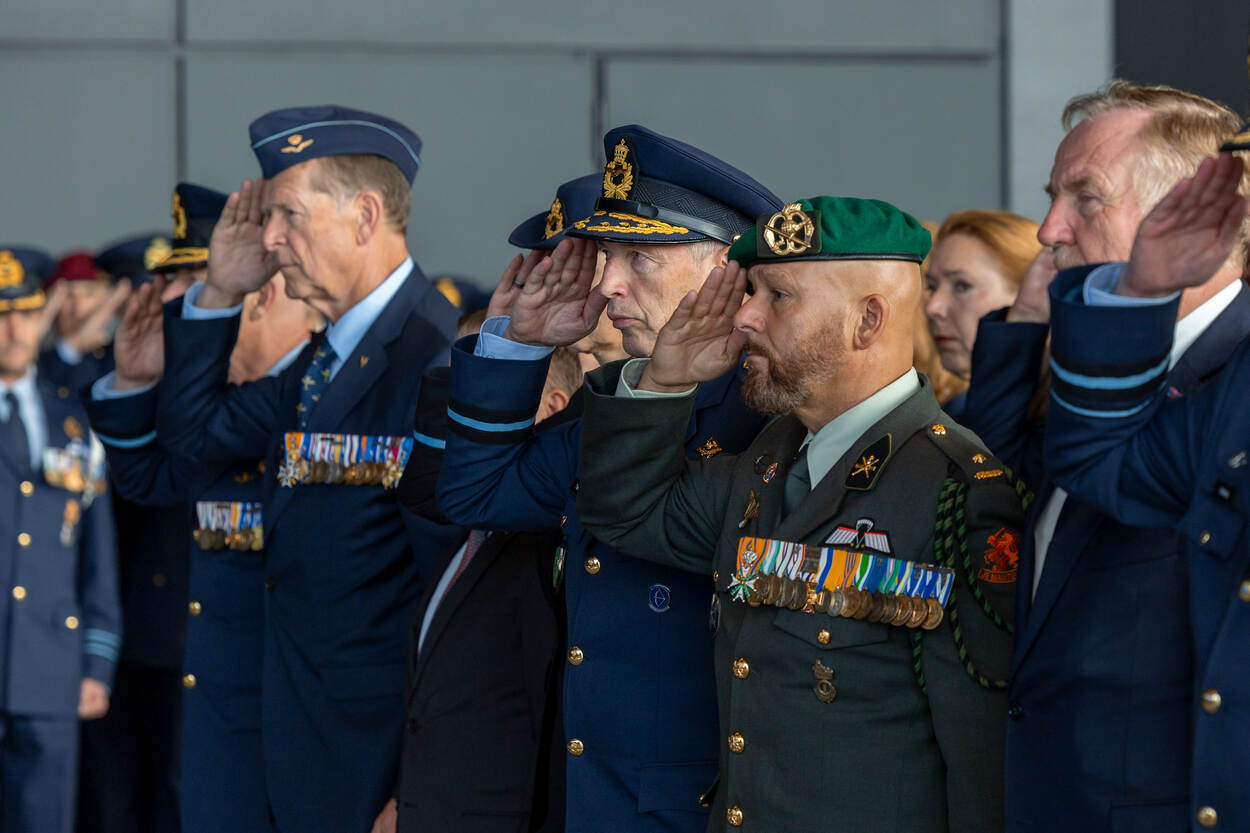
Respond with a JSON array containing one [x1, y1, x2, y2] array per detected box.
[[906, 597, 929, 629], [922, 598, 944, 630], [63, 468, 85, 493], [813, 590, 831, 614], [890, 595, 914, 627], [827, 588, 845, 617]]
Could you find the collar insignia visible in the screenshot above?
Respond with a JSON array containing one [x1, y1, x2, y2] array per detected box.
[[738, 489, 760, 529], [543, 197, 565, 240], [360, 355, 369, 368], [762, 203, 819, 257], [281, 134, 314, 154], [172, 192, 188, 239], [698, 436, 723, 460], [0, 250, 24, 288], [435, 277, 461, 309], [825, 517, 892, 554], [603, 138, 636, 200], [845, 434, 891, 491], [144, 237, 172, 272]]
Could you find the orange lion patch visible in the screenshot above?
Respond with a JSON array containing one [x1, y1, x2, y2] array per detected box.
[[979, 527, 1019, 583]]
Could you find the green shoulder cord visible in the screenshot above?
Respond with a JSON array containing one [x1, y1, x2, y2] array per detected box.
[[912, 467, 1033, 693]]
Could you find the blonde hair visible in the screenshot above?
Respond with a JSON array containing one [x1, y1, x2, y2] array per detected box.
[[308, 154, 412, 236], [913, 219, 968, 405], [1062, 79, 1250, 259], [935, 210, 1042, 292]]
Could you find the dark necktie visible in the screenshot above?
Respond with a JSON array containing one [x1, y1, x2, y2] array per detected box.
[[2, 393, 31, 475], [296, 342, 337, 429], [783, 443, 811, 516]]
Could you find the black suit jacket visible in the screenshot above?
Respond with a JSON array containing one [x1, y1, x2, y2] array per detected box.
[[396, 528, 565, 833]]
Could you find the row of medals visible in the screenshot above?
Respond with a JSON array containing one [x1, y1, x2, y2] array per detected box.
[[291, 459, 397, 486], [192, 527, 264, 552], [746, 573, 945, 630]]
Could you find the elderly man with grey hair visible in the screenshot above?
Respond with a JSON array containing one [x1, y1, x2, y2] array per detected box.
[[959, 80, 1250, 833]]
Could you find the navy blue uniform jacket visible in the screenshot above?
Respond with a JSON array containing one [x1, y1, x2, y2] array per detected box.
[[437, 340, 766, 833], [148, 267, 460, 833], [965, 267, 1250, 833]]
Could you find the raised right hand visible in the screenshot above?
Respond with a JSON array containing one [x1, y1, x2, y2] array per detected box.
[[202, 179, 271, 308], [1005, 247, 1058, 324], [504, 238, 607, 347], [639, 262, 748, 392], [112, 277, 168, 390]]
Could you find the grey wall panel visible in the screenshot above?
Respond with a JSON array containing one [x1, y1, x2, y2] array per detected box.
[[604, 57, 1001, 226], [2, 0, 172, 41], [0, 52, 175, 252], [185, 52, 594, 285], [187, 0, 997, 53]]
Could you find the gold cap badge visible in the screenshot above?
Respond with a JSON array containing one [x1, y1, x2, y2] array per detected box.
[[544, 197, 565, 240], [603, 139, 635, 200], [763, 203, 817, 257], [0, 250, 24, 288], [172, 191, 187, 239], [281, 134, 314, 154], [144, 237, 172, 272]]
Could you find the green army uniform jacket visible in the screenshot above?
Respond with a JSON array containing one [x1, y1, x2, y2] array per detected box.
[[577, 363, 1025, 833]]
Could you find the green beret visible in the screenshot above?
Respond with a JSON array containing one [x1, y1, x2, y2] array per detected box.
[[728, 196, 931, 268]]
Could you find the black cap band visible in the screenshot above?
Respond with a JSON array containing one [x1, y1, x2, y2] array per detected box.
[[595, 197, 737, 243]]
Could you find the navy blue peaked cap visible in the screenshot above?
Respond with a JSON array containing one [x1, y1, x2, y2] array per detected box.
[[0, 246, 54, 312], [96, 232, 172, 284], [153, 182, 228, 273], [567, 125, 782, 245], [509, 173, 604, 251], [249, 105, 422, 184]]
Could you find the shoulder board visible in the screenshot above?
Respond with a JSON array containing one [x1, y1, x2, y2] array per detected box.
[[922, 420, 1011, 485]]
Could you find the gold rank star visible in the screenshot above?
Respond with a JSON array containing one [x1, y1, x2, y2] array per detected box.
[[852, 454, 879, 479]]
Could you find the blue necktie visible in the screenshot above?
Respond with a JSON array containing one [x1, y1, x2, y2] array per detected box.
[[783, 444, 811, 516], [2, 393, 31, 475], [296, 342, 337, 429]]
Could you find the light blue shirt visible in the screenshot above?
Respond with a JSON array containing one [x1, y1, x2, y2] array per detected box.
[[473, 315, 555, 361], [182, 257, 413, 382], [0, 370, 47, 470]]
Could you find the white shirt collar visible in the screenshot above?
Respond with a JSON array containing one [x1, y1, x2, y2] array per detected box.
[[804, 368, 921, 490], [324, 256, 413, 364], [1171, 280, 1242, 369]]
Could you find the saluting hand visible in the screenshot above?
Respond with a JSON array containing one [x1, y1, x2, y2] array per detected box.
[[1120, 152, 1250, 298], [639, 262, 748, 393], [504, 238, 607, 347], [202, 178, 272, 309], [486, 249, 543, 320], [1006, 248, 1057, 324], [112, 276, 168, 391], [62, 280, 133, 355]]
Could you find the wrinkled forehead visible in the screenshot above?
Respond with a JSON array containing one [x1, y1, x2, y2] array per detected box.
[[1051, 109, 1153, 187]]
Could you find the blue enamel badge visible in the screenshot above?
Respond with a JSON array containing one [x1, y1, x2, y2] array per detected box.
[[648, 584, 671, 613]]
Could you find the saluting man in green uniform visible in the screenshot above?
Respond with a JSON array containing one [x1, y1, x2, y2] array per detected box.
[[573, 197, 1026, 832]]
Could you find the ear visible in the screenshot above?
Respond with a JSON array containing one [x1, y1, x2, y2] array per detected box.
[[853, 294, 890, 350], [540, 386, 570, 419], [248, 280, 277, 321], [355, 190, 385, 246], [714, 244, 730, 268]]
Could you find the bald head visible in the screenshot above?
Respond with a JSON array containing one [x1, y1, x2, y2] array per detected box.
[[735, 258, 921, 430]]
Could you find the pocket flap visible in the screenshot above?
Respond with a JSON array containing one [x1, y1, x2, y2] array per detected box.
[[637, 761, 717, 813], [772, 607, 889, 650]]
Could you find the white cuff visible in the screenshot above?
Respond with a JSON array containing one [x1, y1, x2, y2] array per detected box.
[[55, 340, 84, 366], [473, 315, 556, 360], [181, 282, 243, 319]]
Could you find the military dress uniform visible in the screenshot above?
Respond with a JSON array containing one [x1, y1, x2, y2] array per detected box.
[[83, 182, 277, 833], [575, 199, 1025, 832], [436, 126, 778, 832], [0, 254, 121, 833], [1044, 259, 1250, 833], [137, 106, 461, 833]]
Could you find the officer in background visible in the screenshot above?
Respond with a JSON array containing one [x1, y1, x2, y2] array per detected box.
[[576, 198, 1024, 832], [37, 249, 128, 400], [103, 106, 460, 833], [84, 185, 321, 833], [0, 247, 121, 833], [435, 126, 777, 832], [76, 222, 204, 833]]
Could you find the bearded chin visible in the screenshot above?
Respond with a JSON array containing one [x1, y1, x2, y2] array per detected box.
[[741, 364, 807, 414]]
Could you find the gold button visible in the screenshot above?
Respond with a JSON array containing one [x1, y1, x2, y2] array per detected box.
[[11, 586, 25, 601], [931, 424, 947, 436], [817, 629, 831, 645], [726, 805, 744, 827], [584, 557, 601, 575], [182, 674, 197, 690], [153, 573, 166, 587], [728, 732, 745, 754], [19, 481, 33, 497], [57, 387, 69, 399], [567, 738, 584, 756], [1197, 806, 1217, 828], [732, 657, 750, 679], [16, 533, 30, 548], [188, 601, 202, 616], [712, 570, 719, 583], [1200, 531, 1212, 545], [1202, 689, 1222, 714], [1240, 581, 1250, 602], [568, 646, 584, 666], [65, 616, 79, 630]]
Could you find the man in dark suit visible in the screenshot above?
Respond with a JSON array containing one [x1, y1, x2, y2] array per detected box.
[[960, 80, 1250, 833], [103, 106, 461, 833]]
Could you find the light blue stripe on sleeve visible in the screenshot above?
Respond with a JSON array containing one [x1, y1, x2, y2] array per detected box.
[[1051, 390, 1154, 419], [95, 430, 157, 449], [446, 409, 535, 433], [1050, 355, 1168, 391], [413, 431, 446, 450]]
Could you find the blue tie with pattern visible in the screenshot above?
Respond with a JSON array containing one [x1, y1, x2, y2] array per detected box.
[[296, 342, 337, 429]]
